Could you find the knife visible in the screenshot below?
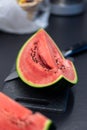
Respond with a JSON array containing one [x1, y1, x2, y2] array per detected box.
[[4, 41, 87, 82], [63, 41, 87, 57]]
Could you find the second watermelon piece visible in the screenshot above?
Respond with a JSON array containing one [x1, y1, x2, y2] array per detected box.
[[0, 92, 52, 130]]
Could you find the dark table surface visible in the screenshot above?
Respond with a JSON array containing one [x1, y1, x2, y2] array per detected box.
[[0, 4, 87, 130]]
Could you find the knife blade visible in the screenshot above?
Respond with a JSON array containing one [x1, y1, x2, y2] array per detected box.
[[4, 71, 18, 82], [4, 41, 87, 82]]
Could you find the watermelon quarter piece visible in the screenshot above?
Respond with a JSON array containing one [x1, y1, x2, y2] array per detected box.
[[16, 28, 78, 88], [0, 92, 52, 130]]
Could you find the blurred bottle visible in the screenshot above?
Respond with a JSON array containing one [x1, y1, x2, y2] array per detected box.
[[50, 0, 86, 16]]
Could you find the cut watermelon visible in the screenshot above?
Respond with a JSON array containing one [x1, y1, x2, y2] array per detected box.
[[16, 28, 78, 88], [0, 92, 52, 130]]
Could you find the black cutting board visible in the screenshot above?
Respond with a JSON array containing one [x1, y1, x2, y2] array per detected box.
[[3, 78, 69, 112]]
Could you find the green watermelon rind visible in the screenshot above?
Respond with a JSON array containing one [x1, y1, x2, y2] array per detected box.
[[16, 29, 78, 88], [44, 119, 52, 130]]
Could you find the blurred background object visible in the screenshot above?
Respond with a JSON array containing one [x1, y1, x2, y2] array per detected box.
[[50, 0, 86, 15], [17, 0, 43, 20], [0, 0, 50, 34], [0, 0, 86, 34]]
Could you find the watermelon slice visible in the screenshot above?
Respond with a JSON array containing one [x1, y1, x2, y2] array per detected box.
[[0, 92, 52, 130], [16, 28, 78, 88]]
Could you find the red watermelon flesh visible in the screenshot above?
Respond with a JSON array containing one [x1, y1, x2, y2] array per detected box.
[[16, 29, 78, 87], [0, 92, 52, 130]]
